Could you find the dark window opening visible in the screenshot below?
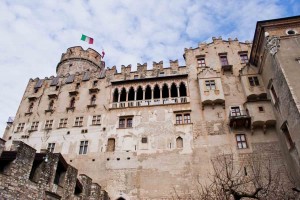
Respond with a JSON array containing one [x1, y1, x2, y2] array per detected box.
[[171, 83, 178, 97], [220, 55, 229, 66], [75, 83, 80, 89], [113, 89, 119, 102], [48, 100, 54, 110], [93, 80, 98, 87], [141, 137, 148, 143], [179, 82, 187, 97], [154, 85, 160, 99], [90, 95, 96, 105], [28, 103, 34, 113], [136, 86, 143, 100], [248, 76, 260, 86], [258, 106, 264, 112], [70, 98, 75, 108], [162, 84, 169, 98], [119, 119, 125, 128], [145, 85, 152, 100], [120, 88, 127, 102], [128, 87, 135, 101]]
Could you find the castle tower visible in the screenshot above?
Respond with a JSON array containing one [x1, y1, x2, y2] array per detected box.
[[56, 46, 104, 76]]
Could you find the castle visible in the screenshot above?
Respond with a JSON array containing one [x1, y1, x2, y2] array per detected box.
[[1, 16, 300, 199]]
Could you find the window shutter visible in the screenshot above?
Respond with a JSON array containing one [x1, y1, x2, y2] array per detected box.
[[34, 79, 44, 88], [50, 77, 59, 86], [65, 75, 75, 84], [82, 72, 90, 81]]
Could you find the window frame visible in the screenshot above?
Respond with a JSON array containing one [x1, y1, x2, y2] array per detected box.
[[47, 143, 55, 153], [175, 113, 191, 124], [205, 80, 216, 90], [92, 115, 101, 125], [197, 58, 206, 67], [59, 118, 68, 128], [16, 123, 25, 132], [31, 121, 39, 131], [79, 140, 88, 155], [248, 76, 260, 86], [220, 55, 229, 66], [240, 54, 249, 64], [74, 117, 84, 127], [119, 117, 133, 128], [236, 134, 248, 149], [45, 120, 53, 129]]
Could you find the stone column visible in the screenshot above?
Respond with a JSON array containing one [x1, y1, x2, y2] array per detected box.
[[143, 89, 145, 100], [168, 87, 171, 99], [118, 93, 121, 102], [177, 87, 180, 97], [134, 90, 137, 101], [151, 89, 154, 100]]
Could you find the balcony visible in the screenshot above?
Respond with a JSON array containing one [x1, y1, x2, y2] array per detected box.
[[229, 110, 251, 129], [110, 96, 189, 109]]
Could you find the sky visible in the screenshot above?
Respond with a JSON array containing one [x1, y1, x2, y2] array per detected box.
[[0, 0, 299, 137]]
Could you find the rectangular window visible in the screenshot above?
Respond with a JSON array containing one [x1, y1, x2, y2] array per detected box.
[[184, 114, 191, 124], [270, 85, 278, 103], [16, 123, 25, 132], [205, 80, 216, 90], [45, 120, 53, 129], [93, 81, 98, 87], [281, 122, 294, 149], [134, 75, 139, 79], [79, 141, 88, 155], [176, 113, 191, 124], [197, 58, 206, 67], [220, 55, 228, 66], [236, 134, 247, 149], [230, 107, 241, 117], [176, 114, 183, 124], [47, 143, 55, 153], [59, 118, 68, 128], [75, 83, 80, 89], [248, 76, 260, 86], [92, 115, 101, 125], [258, 106, 264, 112], [119, 117, 133, 128], [31, 121, 39, 131], [159, 72, 165, 77], [74, 117, 83, 127], [240, 54, 248, 64]]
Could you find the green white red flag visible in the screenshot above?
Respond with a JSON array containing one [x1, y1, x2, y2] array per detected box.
[[81, 34, 94, 44]]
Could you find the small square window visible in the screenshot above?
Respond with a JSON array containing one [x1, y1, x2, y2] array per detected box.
[[240, 54, 248, 64], [59, 118, 68, 128], [205, 80, 216, 90], [92, 115, 101, 125], [258, 106, 264, 112], [141, 137, 148, 143], [220, 55, 229, 66], [74, 117, 83, 127], [16, 123, 25, 132], [93, 81, 98, 87], [119, 117, 133, 128], [45, 120, 53, 129], [134, 75, 139, 79], [175, 113, 191, 124], [47, 143, 55, 153]]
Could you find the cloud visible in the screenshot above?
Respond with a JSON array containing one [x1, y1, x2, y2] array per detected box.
[[0, 0, 296, 136]]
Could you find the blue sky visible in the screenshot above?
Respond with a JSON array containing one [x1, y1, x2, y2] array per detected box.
[[0, 0, 299, 136]]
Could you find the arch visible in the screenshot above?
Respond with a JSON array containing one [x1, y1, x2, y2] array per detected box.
[[179, 82, 187, 97], [145, 85, 151, 100], [113, 88, 119, 102], [153, 84, 160, 99], [28, 102, 34, 112], [176, 137, 183, 148], [120, 88, 127, 102], [136, 86, 143, 100], [117, 198, 126, 200], [128, 87, 135, 101], [90, 95, 96, 105], [107, 138, 115, 152], [170, 83, 178, 97], [70, 97, 75, 108], [162, 84, 169, 98], [48, 100, 54, 110]]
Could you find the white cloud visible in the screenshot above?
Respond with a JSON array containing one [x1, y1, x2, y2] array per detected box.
[[0, 0, 296, 136]]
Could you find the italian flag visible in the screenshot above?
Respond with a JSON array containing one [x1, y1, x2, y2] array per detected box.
[[81, 34, 94, 44]]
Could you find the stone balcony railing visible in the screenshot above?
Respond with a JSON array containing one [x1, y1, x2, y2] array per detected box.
[[110, 96, 190, 109]]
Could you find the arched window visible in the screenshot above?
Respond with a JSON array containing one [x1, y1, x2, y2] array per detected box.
[[162, 84, 169, 98], [171, 83, 178, 97], [145, 85, 151, 100], [120, 88, 127, 102], [107, 138, 115, 152], [128, 87, 135, 101], [113, 89, 119, 102], [176, 137, 183, 148], [154, 84, 160, 99], [90, 95, 96, 105], [28, 103, 34, 113], [70, 97, 75, 108], [136, 86, 143, 100], [48, 100, 54, 110], [179, 82, 187, 97]]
